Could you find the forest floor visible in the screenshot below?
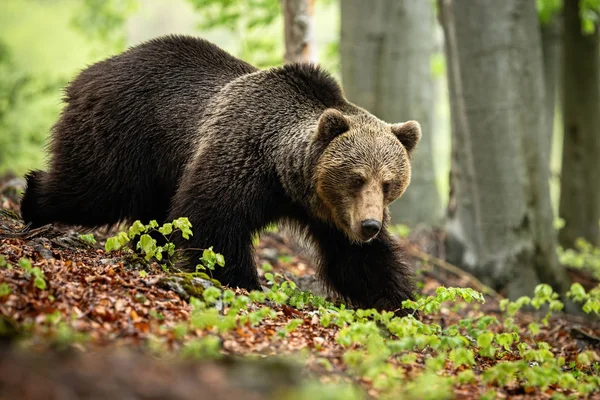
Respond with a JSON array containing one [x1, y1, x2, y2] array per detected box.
[[0, 175, 599, 400]]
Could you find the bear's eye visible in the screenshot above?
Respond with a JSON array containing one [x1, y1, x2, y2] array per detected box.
[[350, 176, 365, 189], [382, 182, 391, 195]]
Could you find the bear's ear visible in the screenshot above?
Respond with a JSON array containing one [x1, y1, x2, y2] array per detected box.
[[316, 109, 349, 143], [391, 120, 421, 153]]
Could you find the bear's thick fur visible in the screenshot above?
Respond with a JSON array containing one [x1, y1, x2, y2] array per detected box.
[[21, 35, 422, 314]]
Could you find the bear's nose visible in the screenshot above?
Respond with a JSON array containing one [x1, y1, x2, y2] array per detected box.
[[360, 219, 381, 239]]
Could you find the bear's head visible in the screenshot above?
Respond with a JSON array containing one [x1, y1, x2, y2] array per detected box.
[[313, 108, 421, 243]]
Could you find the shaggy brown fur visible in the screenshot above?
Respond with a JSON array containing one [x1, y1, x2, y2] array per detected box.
[[21, 35, 422, 315]]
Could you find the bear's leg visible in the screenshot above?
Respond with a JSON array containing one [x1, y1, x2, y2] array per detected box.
[[20, 170, 49, 227], [171, 214, 262, 291], [21, 168, 172, 229], [309, 223, 416, 316]]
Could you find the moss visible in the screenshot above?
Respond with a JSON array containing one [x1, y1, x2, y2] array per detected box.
[[173, 272, 222, 289], [157, 272, 221, 301]]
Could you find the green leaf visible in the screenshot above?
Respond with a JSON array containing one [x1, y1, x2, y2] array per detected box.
[[568, 283, 587, 300], [477, 332, 494, 348], [18, 257, 32, 271], [78, 233, 97, 245], [105, 237, 120, 252], [128, 220, 146, 238], [203, 286, 222, 304], [117, 231, 130, 246], [264, 272, 274, 283], [158, 223, 173, 235], [0, 283, 11, 297], [166, 242, 176, 257], [138, 234, 157, 260], [34, 276, 47, 290], [495, 332, 514, 351], [457, 369, 475, 384], [173, 217, 193, 239], [577, 351, 592, 366], [0, 255, 10, 269], [528, 322, 540, 335], [449, 348, 476, 367]]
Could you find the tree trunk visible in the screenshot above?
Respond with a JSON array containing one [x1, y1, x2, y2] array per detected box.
[[558, 0, 600, 248], [541, 13, 562, 159], [282, 0, 316, 63], [440, 0, 571, 299], [340, 0, 443, 228]]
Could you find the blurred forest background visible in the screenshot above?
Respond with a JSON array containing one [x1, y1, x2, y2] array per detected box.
[[1, 0, 599, 300]]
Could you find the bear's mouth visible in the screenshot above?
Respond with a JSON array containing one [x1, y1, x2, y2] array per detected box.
[[359, 231, 380, 243]]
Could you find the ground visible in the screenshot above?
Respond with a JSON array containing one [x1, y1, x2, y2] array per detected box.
[[0, 175, 599, 400]]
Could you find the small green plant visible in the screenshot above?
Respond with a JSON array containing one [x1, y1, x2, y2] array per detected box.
[[18, 257, 46, 290], [180, 335, 222, 359], [195, 247, 225, 272], [402, 287, 485, 315], [499, 284, 564, 324], [78, 233, 97, 246], [104, 218, 226, 274], [558, 237, 600, 280], [0, 282, 11, 297], [567, 283, 600, 315], [106, 218, 192, 262]]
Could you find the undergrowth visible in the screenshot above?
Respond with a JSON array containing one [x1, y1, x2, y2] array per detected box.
[[3, 218, 599, 399]]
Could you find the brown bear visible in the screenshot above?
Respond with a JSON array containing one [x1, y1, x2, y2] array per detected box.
[[21, 35, 422, 315]]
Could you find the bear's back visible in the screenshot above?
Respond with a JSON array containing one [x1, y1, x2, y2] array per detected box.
[[58, 36, 257, 148], [40, 36, 258, 227]]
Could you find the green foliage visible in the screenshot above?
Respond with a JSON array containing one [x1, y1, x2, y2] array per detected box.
[[0, 39, 62, 173], [500, 284, 564, 325], [187, 0, 282, 68], [177, 277, 596, 397], [0, 282, 11, 297], [196, 247, 225, 272], [42, 311, 88, 349], [537, 0, 562, 24], [402, 286, 485, 315], [567, 283, 600, 315], [105, 218, 198, 267], [71, 0, 138, 52], [0, 0, 133, 174], [580, 0, 600, 33], [186, 0, 340, 72], [558, 237, 600, 280], [0, 255, 9, 269], [181, 335, 222, 359], [17, 257, 46, 290], [78, 233, 97, 246], [536, 0, 600, 34]]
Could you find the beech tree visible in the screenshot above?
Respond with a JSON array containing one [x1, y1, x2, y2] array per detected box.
[[558, 0, 600, 249], [439, 0, 572, 298]]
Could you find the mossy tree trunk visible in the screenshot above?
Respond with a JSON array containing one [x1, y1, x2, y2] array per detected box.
[[340, 0, 443, 228], [558, 0, 600, 249], [439, 0, 571, 299]]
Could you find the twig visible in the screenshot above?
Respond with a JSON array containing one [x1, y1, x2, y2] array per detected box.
[[0, 224, 54, 240], [407, 247, 503, 301]]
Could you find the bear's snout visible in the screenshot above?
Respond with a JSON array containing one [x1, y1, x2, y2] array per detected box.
[[360, 219, 381, 240]]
